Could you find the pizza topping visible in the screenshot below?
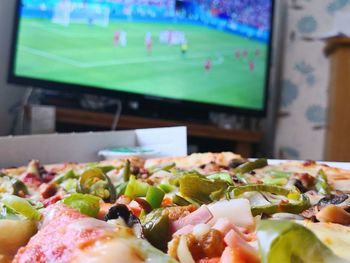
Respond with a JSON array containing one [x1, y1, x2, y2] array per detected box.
[[148, 162, 176, 175], [318, 194, 349, 206], [124, 175, 149, 198], [1, 194, 42, 220], [78, 168, 116, 203], [316, 205, 350, 225], [42, 194, 62, 207], [223, 228, 260, 263], [191, 229, 225, 260], [233, 158, 268, 175], [39, 183, 58, 199], [143, 208, 170, 251], [293, 172, 315, 189], [21, 172, 42, 187], [163, 204, 197, 221], [315, 170, 332, 195], [207, 199, 254, 229], [257, 220, 345, 263], [122, 159, 131, 182], [177, 235, 195, 263], [104, 204, 144, 238], [228, 159, 247, 169], [52, 169, 78, 184], [145, 186, 165, 209], [170, 206, 213, 234], [207, 172, 234, 185], [63, 193, 100, 217], [178, 172, 229, 204], [0, 175, 28, 197]]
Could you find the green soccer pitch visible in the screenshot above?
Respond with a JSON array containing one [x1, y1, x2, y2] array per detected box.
[[15, 17, 268, 110]]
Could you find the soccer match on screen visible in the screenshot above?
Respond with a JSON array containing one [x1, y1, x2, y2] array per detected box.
[[15, 0, 271, 110]]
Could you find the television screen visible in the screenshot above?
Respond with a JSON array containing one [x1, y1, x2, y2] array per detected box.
[[10, 0, 273, 113]]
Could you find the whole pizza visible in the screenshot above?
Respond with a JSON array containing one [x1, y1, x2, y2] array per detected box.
[[1, 152, 350, 263]]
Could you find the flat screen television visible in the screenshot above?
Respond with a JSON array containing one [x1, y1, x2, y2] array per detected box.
[[8, 0, 274, 117]]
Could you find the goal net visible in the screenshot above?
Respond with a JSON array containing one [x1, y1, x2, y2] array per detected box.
[[52, 0, 110, 27]]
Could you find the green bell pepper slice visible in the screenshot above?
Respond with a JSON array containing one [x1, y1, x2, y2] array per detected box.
[[179, 172, 228, 204], [63, 193, 100, 217], [315, 169, 332, 195], [143, 208, 170, 252], [257, 220, 348, 263], [124, 175, 149, 198], [207, 172, 234, 185], [1, 194, 42, 220], [146, 186, 165, 209], [228, 184, 310, 216], [148, 162, 176, 175], [78, 168, 116, 203], [233, 158, 268, 174], [123, 160, 131, 182]]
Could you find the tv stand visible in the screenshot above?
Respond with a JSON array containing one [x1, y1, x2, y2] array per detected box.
[[55, 107, 264, 157]]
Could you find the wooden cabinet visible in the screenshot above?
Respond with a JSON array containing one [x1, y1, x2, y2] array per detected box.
[[324, 37, 350, 161], [55, 107, 264, 157]]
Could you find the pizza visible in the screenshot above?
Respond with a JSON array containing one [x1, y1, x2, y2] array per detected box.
[[1, 152, 350, 263]]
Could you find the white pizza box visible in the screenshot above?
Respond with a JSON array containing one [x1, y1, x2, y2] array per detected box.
[[0, 126, 187, 168]]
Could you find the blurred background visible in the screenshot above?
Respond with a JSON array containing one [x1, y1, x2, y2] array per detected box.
[[1, 0, 349, 161]]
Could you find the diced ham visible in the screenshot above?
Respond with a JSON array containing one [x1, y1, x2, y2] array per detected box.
[[197, 258, 220, 263], [221, 230, 260, 263], [21, 173, 42, 187], [42, 195, 62, 207], [213, 218, 254, 242], [170, 206, 213, 234], [39, 183, 57, 199], [173, 224, 194, 236], [96, 202, 114, 220], [212, 218, 234, 235]]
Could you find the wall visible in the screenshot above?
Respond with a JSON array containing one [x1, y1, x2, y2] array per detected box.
[[0, 0, 25, 135], [275, 0, 350, 160]]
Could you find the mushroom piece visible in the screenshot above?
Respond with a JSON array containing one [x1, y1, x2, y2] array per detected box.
[[316, 205, 350, 225]]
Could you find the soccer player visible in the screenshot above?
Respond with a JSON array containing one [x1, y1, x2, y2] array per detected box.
[[235, 49, 240, 59], [243, 49, 248, 58], [145, 32, 153, 54], [114, 31, 120, 46], [204, 59, 212, 72], [249, 60, 255, 72], [120, 31, 127, 47], [255, 48, 260, 57], [167, 31, 173, 45], [180, 36, 188, 56]]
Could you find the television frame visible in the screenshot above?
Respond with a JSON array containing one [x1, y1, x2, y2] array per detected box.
[[8, 0, 275, 118]]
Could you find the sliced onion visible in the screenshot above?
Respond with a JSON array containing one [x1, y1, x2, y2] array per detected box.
[[207, 199, 254, 228], [177, 235, 195, 263], [192, 223, 210, 240]]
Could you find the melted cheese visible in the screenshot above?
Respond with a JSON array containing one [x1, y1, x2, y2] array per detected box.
[[305, 222, 350, 260], [72, 238, 145, 263]]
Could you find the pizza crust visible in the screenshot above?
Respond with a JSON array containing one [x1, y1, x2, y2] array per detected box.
[[144, 152, 243, 169]]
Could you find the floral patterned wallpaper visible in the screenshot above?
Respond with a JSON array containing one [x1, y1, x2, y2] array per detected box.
[[274, 0, 350, 160]]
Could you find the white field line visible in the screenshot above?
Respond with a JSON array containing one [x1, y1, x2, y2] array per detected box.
[[19, 45, 235, 69], [28, 22, 107, 38], [19, 45, 85, 67], [82, 49, 233, 68]]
